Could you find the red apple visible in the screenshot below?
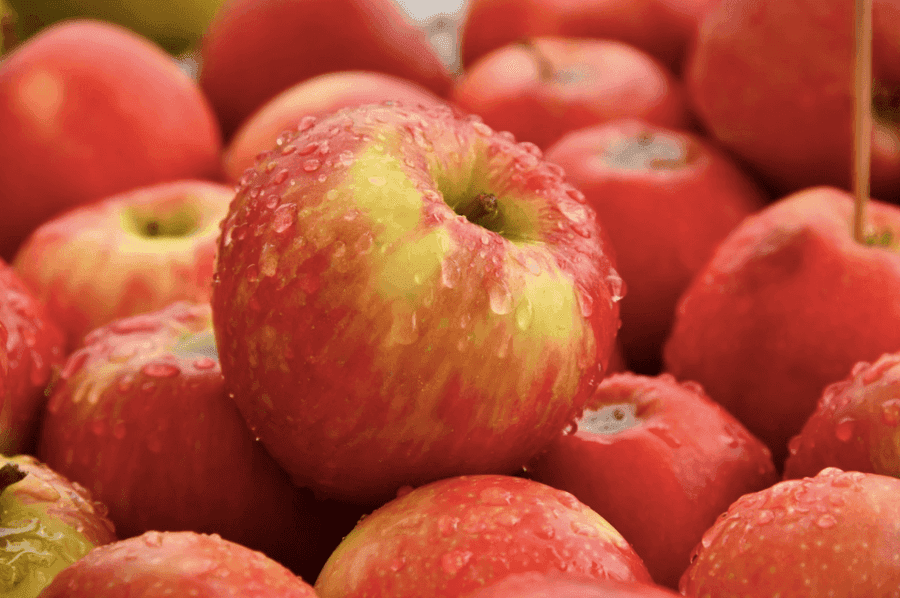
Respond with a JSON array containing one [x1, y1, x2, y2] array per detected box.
[[0, 257, 66, 455], [680, 467, 900, 596], [526, 372, 777, 588], [0, 19, 223, 261], [783, 351, 900, 480], [686, 0, 900, 201], [223, 71, 447, 183], [13, 180, 233, 351], [461, 572, 681, 598], [663, 186, 900, 466], [451, 37, 690, 151], [37, 530, 320, 597], [314, 475, 653, 598], [212, 102, 623, 504], [198, 0, 454, 138], [544, 118, 766, 373]]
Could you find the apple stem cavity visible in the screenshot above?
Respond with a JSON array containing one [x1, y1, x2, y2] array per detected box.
[[853, 0, 874, 244], [458, 192, 503, 231], [0, 463, 27, 495]]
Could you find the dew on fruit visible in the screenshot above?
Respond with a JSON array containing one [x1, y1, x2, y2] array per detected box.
[[440, 550, 473, 576], [280, 144, 297, 156], [489, 284, 513, 315], [576, 288, 594, 318], [534, 525, 556, 540], [756, 509, 775, 525], [515, 298, 534, 331], [472, 121, 494, 137], [787, 434, 803, 456], [816, 514, 837, 529], [834, 418, 855, 442], [299, 142, 319, 156], [303, 159, 321, 172], [479, 487, 513, 506], [385, 310, 419, 346], [297, 115, 317, 132], [272, 204, 295, 233], [881, 398, 900, 426], [273, 168, 290, 184], [606, 271, 626, 303]]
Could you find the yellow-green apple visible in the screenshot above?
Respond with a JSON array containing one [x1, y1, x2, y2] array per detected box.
[[36, 530, 320, 597], [0, 258, 66, 455], [462, 572, 681, 598], [686, 0, 900, 201], [460, 0, 714, 74], [13, 180, 233, 351], [663, 186, 900, 467], [783, 352, 900, 480], [35, 302, 328, 573], [680, 467, 900, 596], [0, 19, 223, 260], [544, 119, 766, 373], [451, 37, 690, 151], [526, 372, 777, 588], [224, 71, 447, 183], [198, 0, 454, 138], [211, 102, 623, 504], [315, 475, 652, 598], [0, 454, 116, 597], [6, 0, 225, 54]]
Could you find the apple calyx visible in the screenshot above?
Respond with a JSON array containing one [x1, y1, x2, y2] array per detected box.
[[602, 131, 689, 170], [578, 404, 639, 435], [457, 192, 502, 231], [0, 463, 27, 495], [123, 203, 201, 240], [864, 228, 894, 247]]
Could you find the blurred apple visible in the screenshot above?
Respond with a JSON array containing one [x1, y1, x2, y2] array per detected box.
[[462, 572, 681, 598]]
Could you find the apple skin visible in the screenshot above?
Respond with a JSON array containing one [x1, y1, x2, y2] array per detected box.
[[680, 467, 900, 596], [544, 119, 766, 373], [526, 372, 777, 588], [451, 37, 690, 151], [212, 102, 623, 504], [198, 0, 454, 138], [12, 180, 233, 352], [663, 186, 900, 467], [461, 572, 681, 598], [0, 258, 66, 455], [0, 454, 116, 597], [0, 19, 223, 261], [314, 475, 653, 598], [686, 0, 900, 201], [36, 530, 320, 598], [783, 352, 900, 480], [224, 70, 447, 183]]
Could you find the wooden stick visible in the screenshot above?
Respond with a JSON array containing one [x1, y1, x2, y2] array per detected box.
[[853, 0, 873, 243]]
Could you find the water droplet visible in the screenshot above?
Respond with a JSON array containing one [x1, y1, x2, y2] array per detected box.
[[577, 289, 594, 318], [272, 204, 295, 233], [245, 263, 259, 283], [389, 558, 407, 572], [117, 375, 134, 393], [556, 492, 582, 511], [193, 357, 217, 370], [496, 511, 522, 527], [338, 150, 354, 167], [757, 509, 775, 525], [816, 514, 837, 528], [489, 284, 513, 315], [143, 531, 165, 547], [280, 144, 296, 156], [515, 299, 533, 331], [273, 169, 290, 184], [437, 515, 458, 537], [834, 418, 855, 442], [607, 271, 626, 303], [441, 258, 460, 288], [479, 487, 512, 506], [788, 434, 803, 456], [298, 142, 319, 156], [472, 121, 493, 137], [142, 362, 181, 378], [303, 159, 321, 172], [519, 141, 543, 159], [265, 194, 280, 209], [441, 550, 473, 576], [297, 115, 317, 131], [385, 309, 419, 346], [534, 525, 555, 540], [881, 398, 900, 426]]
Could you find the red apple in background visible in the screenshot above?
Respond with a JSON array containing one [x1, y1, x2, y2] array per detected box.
[[680, 467, 900, 596], [0, 258, 66, 455], [462, 572, 681, 598], [37, 531, 320, 597], [783, 352, 900, 480], [0, 19, 223, 261], [212, 102, 623, 504], [223, 71, 447, 183], [544, 119, 766, 373], [13, 180, 233, 351], [198, 0, 453, 138], [451, 37, 690, 151], [0, 454, 116, 597], [686, 0, 900, 201], [527, 372, 777, 588], [663, 186, 900, 466], [314, 475, 653, 598]]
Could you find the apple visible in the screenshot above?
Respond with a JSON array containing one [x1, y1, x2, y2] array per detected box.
[[13, 180, 234, 351], [36, 530, 320, 597], [224, 71, 447, 183], [314, 475, 653, 598], [198, 0, 454, 138], [544, 118, 766, 373], [663, 186, 900, 466], [211, 101, 623, 504], [783, 351, 900, 480], [1, 0, 16, 54], [0, 19, 223, 261], [0, 454, 116, 597], [526, 372, 777, 588], [686, 0, 900, 201], [451, 37, 690, 151], [680, 467, 900, 596], [461, 572, 681, 598], [0, 257, 66, 455]]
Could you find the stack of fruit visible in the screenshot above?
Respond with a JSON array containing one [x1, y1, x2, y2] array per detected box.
[[0, 0, 898, 596]]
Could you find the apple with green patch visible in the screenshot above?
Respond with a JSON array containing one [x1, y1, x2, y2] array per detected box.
[[212, 102, 623, 504]]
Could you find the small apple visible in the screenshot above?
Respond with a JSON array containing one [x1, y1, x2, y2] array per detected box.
[[452, 37, 690, 150], [544, 118, 766, 373], [0, 19, 223, 260], [680, 467, 900, 596], [224, 71, 447, 183], [461, 572, 681, 598], [0, 454, 116, 597], [211, 102, 623, 504], [36, 530, 320, 597], [526, 372, 777, 588], [13, 180, 233, 351], [314, 475, 653, 598], [783, 351, 900, 480], [663, 186, 900, 466]]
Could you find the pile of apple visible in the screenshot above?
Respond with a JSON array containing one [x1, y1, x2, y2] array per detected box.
[[0, 0, 899, 596]]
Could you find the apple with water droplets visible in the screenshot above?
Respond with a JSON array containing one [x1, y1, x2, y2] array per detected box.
[[211, 101, 623, 505], [460, 571, 681, 598]]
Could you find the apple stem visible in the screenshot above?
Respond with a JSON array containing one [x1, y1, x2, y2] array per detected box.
[[460, 192, 500, 228], [0, 463, 27, 495], [853, 0, 874, 243], [517, 39, 556, 82]]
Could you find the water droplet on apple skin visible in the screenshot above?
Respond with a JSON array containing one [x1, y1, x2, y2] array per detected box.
[[834, 418, 855, 442], [881, 398, 900, 426]]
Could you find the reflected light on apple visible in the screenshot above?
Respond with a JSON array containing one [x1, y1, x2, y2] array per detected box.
[[17, 69, 63, 133]]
